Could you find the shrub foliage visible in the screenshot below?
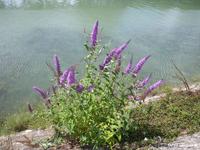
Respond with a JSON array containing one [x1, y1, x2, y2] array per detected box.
[[31, 20, 164, 148]]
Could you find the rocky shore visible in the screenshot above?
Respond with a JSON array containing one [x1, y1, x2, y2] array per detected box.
[[1, 129, 200, 150], [1, 83, 200, 150]]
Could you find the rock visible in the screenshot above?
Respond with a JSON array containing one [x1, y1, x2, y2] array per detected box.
[[0, 129, 54, 150], [152, 132, 200, 150]]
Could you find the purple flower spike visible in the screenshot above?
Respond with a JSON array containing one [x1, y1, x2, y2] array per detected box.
[[137, 74, 152, 88], [53, 55, 62, 77], [143, 79, 164, 98], [60, 66, 76, 85], [132, 55, 151, 76], [124, 56, 133, 74], [28, 104, 33, 113], [99, 40, 130, 70], [67, 67, 76, 86], [88, 85, 95, 92], [76, 84, 84, 93], [32, 86, 48, 99], [128, 95, 134, 100], [114, 40, 131, 59], [60, 69, 70, 85], [90, 20, 99, 47], [99, 54, 113, 70], [134, 96, 141, 101], [109, 48, 118, 57], [99, 64, 104, 70]]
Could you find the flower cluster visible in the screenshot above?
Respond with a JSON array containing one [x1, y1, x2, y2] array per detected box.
[[31, 20, 164, 111]]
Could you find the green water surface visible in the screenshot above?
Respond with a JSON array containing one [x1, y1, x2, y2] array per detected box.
[[0, 0, 200, 114]]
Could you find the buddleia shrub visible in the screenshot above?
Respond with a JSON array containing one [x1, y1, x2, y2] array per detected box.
[[31, 20, 164, 148]]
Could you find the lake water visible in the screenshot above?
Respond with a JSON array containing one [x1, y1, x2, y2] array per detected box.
[[0, 0, 200, 115]]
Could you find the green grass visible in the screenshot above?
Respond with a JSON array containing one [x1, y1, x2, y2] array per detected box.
[[128, 90, 200, 147], [0, 105, 51, 136]]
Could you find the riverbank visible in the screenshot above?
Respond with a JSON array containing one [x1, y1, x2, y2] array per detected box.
[[1, 129, 200, 149], [1, 83, 200, 149]]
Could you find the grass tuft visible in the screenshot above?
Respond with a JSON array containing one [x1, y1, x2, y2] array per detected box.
[[130, 90, 200, 143], [0, 104, 51, 136]]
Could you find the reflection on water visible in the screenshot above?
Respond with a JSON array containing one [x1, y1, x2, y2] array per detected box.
[[1, 0, 80, 7], [0, 0, 200, 114], [1, 0, 200, 9]]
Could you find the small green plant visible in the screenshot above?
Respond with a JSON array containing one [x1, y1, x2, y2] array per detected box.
[[0, 105, 51, 136], [31, 20, 164, 148], [1, 112, 31, 134]]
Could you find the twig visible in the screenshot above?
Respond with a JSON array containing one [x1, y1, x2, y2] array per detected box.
[[171, 60, 190, 91]]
